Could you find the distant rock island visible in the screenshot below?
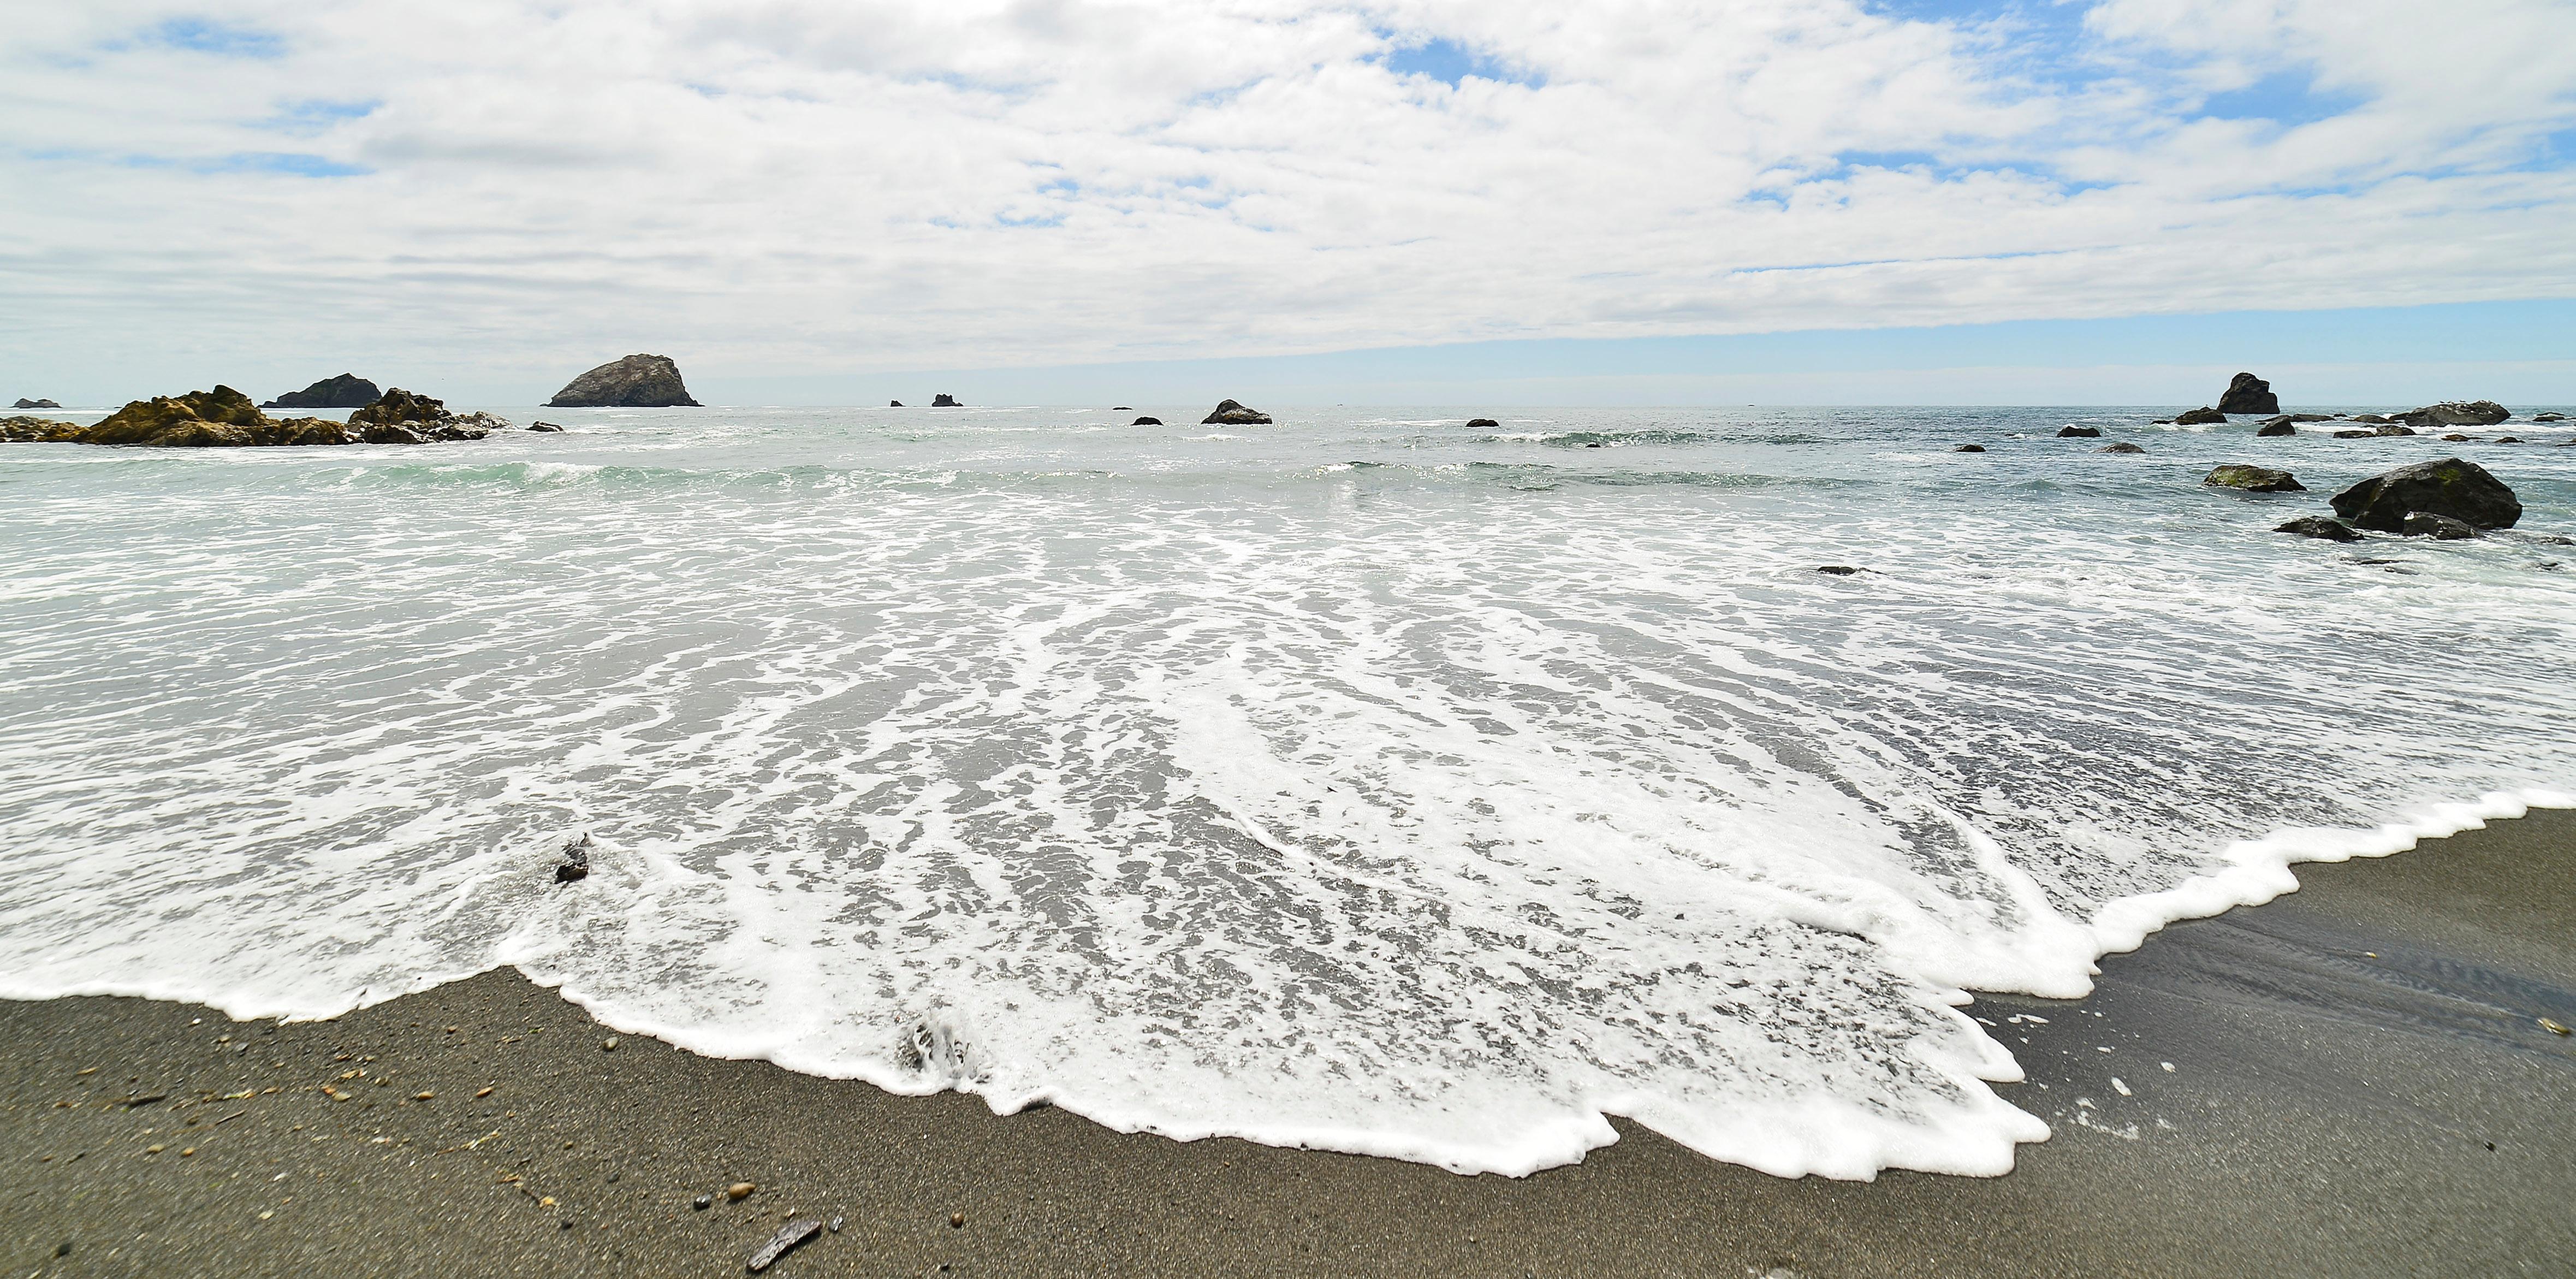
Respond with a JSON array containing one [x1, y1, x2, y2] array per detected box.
[[547, 355, 700, 407], [2216, 372, 2279, 416], [263, 374, 380, 409], [933, 393, 961, 407], [1202, 399, 1273, 425], [13, 398, 60, 410]]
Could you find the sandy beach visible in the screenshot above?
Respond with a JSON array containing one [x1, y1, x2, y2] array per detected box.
[[3, 809, 2570, 1277]]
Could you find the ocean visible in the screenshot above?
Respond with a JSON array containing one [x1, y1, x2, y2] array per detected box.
[[3, 402, 2571, 1180]]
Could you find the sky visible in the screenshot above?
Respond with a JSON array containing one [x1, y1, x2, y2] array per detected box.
[[3, 0, 2573, 406]]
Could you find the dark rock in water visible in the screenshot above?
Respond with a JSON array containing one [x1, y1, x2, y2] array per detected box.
[[2378, 424, 2417, 436], [2216, 372, 2280, 415], [2439, 434, 2472, 442], [747, 1218, 824, 1272], [529, 422, 565, 432], [1, 416, 82, 442], [2286, 413, 2334, 422], [2332, 429, 2377, 439], [547, 354, 699, 407], [13, 398, 60, 409], [555, 833, 592, 884], [2533, 412, 2566, 423], [262, 374, 379, 409], [1202, 399, 1273, 425], [2276, 516, 2362, 542], [63, 386, 353, 448], [1131, 416, 1161, 426], [2098, 442, 2146, 454], [2350, 413, 2394, 424], [1466, 418, 1500, 429], [2330, 457, 2521, 532], [2396, 400, 2509, 429], [2172, 406, 2226, 425], [350, 389, 507, 442], [2205, 464, 2304, 492], [2402, 512, 2479, 540], [2495, 436, 2522, 444], [1954, 444, 1986, 452], [888, 400, 903, 407], [1112, 407, 1132, 411], [1815, 566, 1862, 576], [2254, 416, 2299, 436], [2056, 425, 2101, 438], [931, 393, 961, 407]]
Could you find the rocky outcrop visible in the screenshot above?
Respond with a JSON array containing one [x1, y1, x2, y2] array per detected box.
[[931, 394, 961, 407], [72, 386, 344, 447], [13, 398, 60, 410], [2056, 425, 2101, 438], [546, 354, 699, 407], [2351, 414, 2394, 424], [262, 374, 379, 409], [1202, 399, 1273, 425], [349, 389, 507, 442], [529, 422, 565, 432], [2205, 464, 2304, 492], [1131, 416, 1162, 426], [2534, 412, 2567, 423], [2099, 442, 2147, 454], [1, 416, 82, 442], [2254, 416, 2298, 436], [1954, 444, 1986, 452], [2403, 512, 2479, 540], [2395, 401, 2509, 429], [1466, 418, 1500, 429], [2276, 516, 2361, 542], [2216, 372, 2280, 416], [889, 400, 903, 407], [2173, 406, 2226, 425], [2329, 457, 2521, 533]]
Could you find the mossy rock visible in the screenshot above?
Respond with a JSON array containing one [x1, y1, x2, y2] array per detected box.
[[0, 416, 84, 443]]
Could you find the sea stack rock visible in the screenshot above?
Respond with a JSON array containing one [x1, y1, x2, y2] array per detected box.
[[546, 354, 700, 408], [889, 400, 903, 407], [2204, 464, 2305, 492], [2395, 400, 2510, 429], [2329, 457, 2521, 533], [1202, 399, 1273, 425], [1132, 416, 1162, 426], [931, 394, 961, 407], [1465, 418, 1500, 429], [262, 374, 380, 409], [2216, 372, 2280, 416], [2056, 425, 2101, 438], [13, 398, 61, 410]]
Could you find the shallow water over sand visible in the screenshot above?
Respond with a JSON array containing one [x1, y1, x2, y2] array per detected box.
[[3, 404, 2571, 1176]]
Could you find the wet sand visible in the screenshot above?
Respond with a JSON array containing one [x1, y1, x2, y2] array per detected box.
[[6, 809, 2573, 1277]]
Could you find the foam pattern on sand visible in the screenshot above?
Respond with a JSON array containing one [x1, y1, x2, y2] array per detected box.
[[3, 406, 2573, 1177]]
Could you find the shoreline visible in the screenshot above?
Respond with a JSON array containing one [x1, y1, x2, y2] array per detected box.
[[8, 810, 2575, 1276]]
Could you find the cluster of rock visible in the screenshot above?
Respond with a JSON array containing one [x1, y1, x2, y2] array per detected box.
[[1, 384, 514, 448], [2222, 457, 2526, 544], [932, 394, 961, 407], [547, 354, 699, 407], [262, 374, 380, 409], [13, 397, 60, 410]]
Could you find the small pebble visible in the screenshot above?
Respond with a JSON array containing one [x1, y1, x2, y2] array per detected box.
[[692, 1194, 713, 1211], [180, 1148, 196, 1157], [475, 1087, 493, 1098], [949, 1211, 966, 1228], [828, 1217, 845, 1233], [145, 1145, 165, 1154], [414, 1091, 435, 1101], [602, 1038, 619, 1052], [2543, 1017, 2571, 1036], [727, 1182, 756, 1201]]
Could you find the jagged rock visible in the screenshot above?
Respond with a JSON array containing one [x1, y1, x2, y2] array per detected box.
[[64, 387, 347, 447], [2173, 406, 2226, 425], [2276, 516, 2362, 542], [262, 374, 379, 409], [348, 389, 507, 442], [2403, 512, 2479, 540], [931, 393, 961, 407], [529, 422, 565, 432], [889, 400, 903, 407], [13, 398, 60, 410], [2056, 425, 2101, 438], [2205, 464, 2305, 492], [2254, 416, 2299, 436], [2099, 442, 2147, 454], [1954, 444, 1986, 452], [546, 354, 699, 408], [555, 833, 592, 884], [2395, 400, 2509, 429], [2329, 457, 2521, 532], [2216, 372, 2280, 415], [1131, 416, 1162, 426], [1, 416, 82, 442], [1466, 418, 1500, 429], [1202, 399, 1273, 425]]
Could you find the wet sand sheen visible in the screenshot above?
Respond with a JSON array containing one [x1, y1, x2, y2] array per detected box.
[[5, 809, 2573, 1277]]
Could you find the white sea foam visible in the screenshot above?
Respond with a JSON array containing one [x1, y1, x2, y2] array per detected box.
[[2, 406, 2572, 1179]]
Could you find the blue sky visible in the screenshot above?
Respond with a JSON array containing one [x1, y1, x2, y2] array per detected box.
[[2, 1, 2572, 405]]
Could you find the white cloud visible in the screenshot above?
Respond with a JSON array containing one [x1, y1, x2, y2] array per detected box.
[[2, 0, 2572, 394]]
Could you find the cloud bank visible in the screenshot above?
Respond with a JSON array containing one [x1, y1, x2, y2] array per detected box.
[[4, 0, 2573, 390]]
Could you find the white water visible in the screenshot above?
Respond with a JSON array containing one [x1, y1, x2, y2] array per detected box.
[[3, 405, 2572, 1177]]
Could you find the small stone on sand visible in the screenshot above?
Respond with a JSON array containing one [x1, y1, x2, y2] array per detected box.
[[727, 1182, 756, 1201]]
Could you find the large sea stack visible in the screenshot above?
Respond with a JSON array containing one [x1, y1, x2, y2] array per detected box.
[[2216, 372, 2280, 416], [263, 374, 381, 409], [1202, 399, 1273, 425], [2329, 457, 2521, 533], [547, 354, 700, 408]]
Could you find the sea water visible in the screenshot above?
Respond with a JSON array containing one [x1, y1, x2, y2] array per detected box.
[[3, 404, 2571, 1179]]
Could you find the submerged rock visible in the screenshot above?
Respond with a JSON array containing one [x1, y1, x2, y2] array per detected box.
[[2216, 372, 2280, 415], [2396, 400, 2509, 429], [1131, 416, 1162, 426], [2496, 436, 2523, 445], [2402, 512, 2479, 540], [932, 393, 961, 407], [2205, 464, 2305, 492], [2172, 406, 2226, 425], [2056, 425, 2101, 438], [2276, 516, 2363, 542], [1954, 443, 1986, 452], [2534, 412, 2566, 423], [2329, 457, 2521, 532], [529, 422, 565, 433], [2099, 442, 2147, 454], [262, 374, 380, 409], [13, 398, 61, 410], [1466, 418, 1500, 429], [1202, 399, 1273, 425], [547, 354, 700, 408]]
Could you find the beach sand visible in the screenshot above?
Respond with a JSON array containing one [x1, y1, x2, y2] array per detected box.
[[6, 809, 2573, 1277]]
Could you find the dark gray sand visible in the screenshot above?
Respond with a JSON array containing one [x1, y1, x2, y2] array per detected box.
[[7, 811, 2574, 1277]]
